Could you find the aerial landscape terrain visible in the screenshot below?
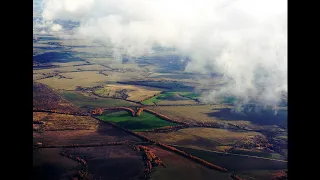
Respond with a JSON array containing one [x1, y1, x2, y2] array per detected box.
[[33, 0, 287, 179]]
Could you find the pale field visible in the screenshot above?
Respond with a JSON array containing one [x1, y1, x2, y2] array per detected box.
[[148, 105, 261, 129], [34, 64, 111, 74], [57, 39, 98, 46], [33, 43, 60, 48], [108, 63, 141, 69], [148, 105, 229, 124], [138, 127, 262, 151], [75, 64, 112, 71], [103, 71, 145, 81], [70, 47, 113, 54], [37, 71, 108, 90], [33, 112, 99, 130], [156, 100, 198, 105], [85, 57, 115, 64], [36, 70, 145, 90], [33, 66, 81, 74], [51, 61, 88, 67], [137, 64, 158, 72], [96, 84, 163, 102], [33, 73, 46, 80], [179, 128, 262, 145]]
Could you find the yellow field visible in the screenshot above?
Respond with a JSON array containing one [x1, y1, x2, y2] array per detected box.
[[148, 105, 228, 124], [179, 128, 261, 145], [33, 66, 81, 74], [148, 105, 259, 129], [102, 71, 145, 81], [77, 64, 112, 71], [108, 63, 140, 69], [138, 127, 263, 152], [51, 61, 88, 67], [33, 112, 99, 130], [95, 84, 163, 101], [37, 71, 108, 90], [33, 73, 46, 80]]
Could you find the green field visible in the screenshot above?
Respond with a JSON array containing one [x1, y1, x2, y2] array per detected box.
[[60, 91, 138, 108], [142, 91, 199, 105], [142, 92, 176, 105], [178, 92, 201, 100], [97, 111, 178, 131]]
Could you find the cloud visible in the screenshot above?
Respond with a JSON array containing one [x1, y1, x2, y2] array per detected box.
[[40, 0, 287, 105], [33, 19, 64, 35]]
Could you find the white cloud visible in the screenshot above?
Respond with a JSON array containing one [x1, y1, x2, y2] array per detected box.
[[41, 0, 287, 105]]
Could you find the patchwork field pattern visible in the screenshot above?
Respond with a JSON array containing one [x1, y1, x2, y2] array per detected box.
[[94, 84, 163, 102]]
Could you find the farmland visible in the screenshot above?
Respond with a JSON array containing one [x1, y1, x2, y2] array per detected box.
[[138, 127, 263, 152], [33, 112, 98, 131], [34, 146, 145, 180], [174, 146, 287, 172], [97, 111, 178, 131], [142, 91, 199, 105], [33, 24, 287, 179], [93, 84, 163, 102], [147, 145, 233, 180], [33, 82, 84, 114], [60, 91, 138, 109]]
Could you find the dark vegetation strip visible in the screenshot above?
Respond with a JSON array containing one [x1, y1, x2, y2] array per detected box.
[[58, 151, 91, 180], [34, 141, 150, 149], [178, 93, 200, 103], [91, 91, 143, 105], [42, 128, 94, 131], [33, 109, 89, 116]]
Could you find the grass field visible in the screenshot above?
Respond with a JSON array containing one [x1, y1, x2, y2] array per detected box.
[[142, 91, 198, 105], [93, 84, 163, 102], [179, 92, 201, 100], [97, 111, 178, 131], [60, 91, 138, 109]]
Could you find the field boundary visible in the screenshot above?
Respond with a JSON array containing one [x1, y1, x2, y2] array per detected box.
[[91, 115, 230, 173]]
